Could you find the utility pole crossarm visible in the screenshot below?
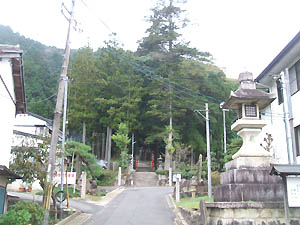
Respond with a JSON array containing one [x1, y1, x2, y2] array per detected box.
[[194, 109, 207, 120]]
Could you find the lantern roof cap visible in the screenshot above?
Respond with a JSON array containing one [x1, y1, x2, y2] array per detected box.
[[222, 72, 276, 110]]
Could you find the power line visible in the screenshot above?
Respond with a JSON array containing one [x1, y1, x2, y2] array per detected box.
[[77, 0, 223, 104]]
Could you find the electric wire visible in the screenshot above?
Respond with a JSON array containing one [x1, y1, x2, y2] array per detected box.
[[78, 0, 224, 106]]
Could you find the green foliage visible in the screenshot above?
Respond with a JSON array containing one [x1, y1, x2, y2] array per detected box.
[[112, 122, 131, 152], [155, 170, 169, 176], [96, 170, 118, 186], [36, 186, 80, 198], [224, 138, 243, 163], [0, 200, 45, 225], [211, 171, 221, 186], [10, 137, 50, 190], [119, 152, 130, 169], [0, 209, 31, 225], [65, 141, 103, 179], [175, 195, 213, 210], [0, 25, 62, 119], [1, 6, 240, 173], [177, 164, 197, 179], [112, 122, 131, 168]]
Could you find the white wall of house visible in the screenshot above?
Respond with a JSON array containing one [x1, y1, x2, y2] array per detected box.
[[260, 76, 300, 164], [14, 113, 48, 136], [0, 58, 16, 168]]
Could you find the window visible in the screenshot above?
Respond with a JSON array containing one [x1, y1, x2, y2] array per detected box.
[[244, 104, 257, 117], [295, 125, 300, 156], [295, 60, 300, 91], [238, 106, 242, 119], [289, 59, 300, 95], [289, 66, 298, 95], [276, 78, 283, 105]]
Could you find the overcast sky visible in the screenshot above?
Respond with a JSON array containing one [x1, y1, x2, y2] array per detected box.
[[1, 0, 299, 79]]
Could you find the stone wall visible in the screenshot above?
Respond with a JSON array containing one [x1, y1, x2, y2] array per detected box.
[[177, 201, 300, 225], [178, 206, 201, 225]]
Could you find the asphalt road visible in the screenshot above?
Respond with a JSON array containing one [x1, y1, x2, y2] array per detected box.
[[83, 187, 175, 225]]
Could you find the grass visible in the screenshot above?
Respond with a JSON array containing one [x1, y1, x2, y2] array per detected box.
[[84, 192, 106, 201], [175, 195, 213, 210], [36, 186, 81, 198]]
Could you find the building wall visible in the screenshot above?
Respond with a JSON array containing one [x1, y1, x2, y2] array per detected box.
[[260, 79, 300, 164], [0, 58, 16, 167], [14, 113, 48, 136]]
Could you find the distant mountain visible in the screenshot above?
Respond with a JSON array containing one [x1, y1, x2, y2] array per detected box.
[[0, 25, 63, 119]]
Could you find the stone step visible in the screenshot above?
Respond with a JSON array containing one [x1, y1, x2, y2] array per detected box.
[[134, 172, 158, 187]]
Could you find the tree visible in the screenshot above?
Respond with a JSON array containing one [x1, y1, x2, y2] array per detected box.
[[65, 141, 103, 180], [0, 25, 63, 119], [10, 137, 49, 192], [137, 0, 211, 169], [112, 122, 131, 168], [9, 136, 61, 214]]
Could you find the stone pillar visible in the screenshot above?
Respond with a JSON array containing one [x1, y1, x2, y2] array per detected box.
[[197, 154, 202, 183], [169, 168, 172, 186], [176, 177, 180, 202], [80, 171, 86, 199], [118, 167, 122, 186]]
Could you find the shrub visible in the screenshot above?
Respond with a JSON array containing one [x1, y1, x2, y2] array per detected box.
[[155, 170, 169, 176], [96, 170, 118, 186], [211, 171, 221, 186], [0, 209, 31, 225], [36, 186, 80, 198], [0, 200, 44, 225]]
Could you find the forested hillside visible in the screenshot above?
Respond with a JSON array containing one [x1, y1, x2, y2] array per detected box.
[[0, 25, 63, 119], [0, 0, 239, 171]]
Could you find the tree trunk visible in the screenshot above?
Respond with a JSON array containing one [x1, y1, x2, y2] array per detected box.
[[191, 148, 194, 169], [164, 150, 171, 170], [108, 127, 112, 167], [164, 114, 172, 170], [96, 133, 100, 159], [105, 127, 109, 161], [101, 133, 105, 160], [92, 132, 96, 155], [82, 121, 86, 144]]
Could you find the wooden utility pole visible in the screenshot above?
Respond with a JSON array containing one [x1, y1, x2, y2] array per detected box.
[[43, 0, 75, 224]]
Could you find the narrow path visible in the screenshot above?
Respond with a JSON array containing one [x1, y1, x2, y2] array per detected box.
[[83, 187, 175, 225]]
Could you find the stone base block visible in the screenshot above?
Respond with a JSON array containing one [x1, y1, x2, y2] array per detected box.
[[221, 168, 282, 185], [205, 202, 300, 225], [214, 183, 284, 202], [225, 156, 273, 170]]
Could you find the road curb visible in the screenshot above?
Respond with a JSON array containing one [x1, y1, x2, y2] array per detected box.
[[55, 209, 81, 225], [93, 186, 125, 206], [166, 194, 188, 225]]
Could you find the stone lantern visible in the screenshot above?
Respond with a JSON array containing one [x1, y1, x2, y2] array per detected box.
[[214, 72, 284, 202], [222, 71, 276, 161]]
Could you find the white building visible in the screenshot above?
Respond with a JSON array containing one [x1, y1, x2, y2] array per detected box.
[[254, 31, 300, 164], [9, 112, 63, 191], [12, 112, 53, 148], [0, 45, 26, 214]]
